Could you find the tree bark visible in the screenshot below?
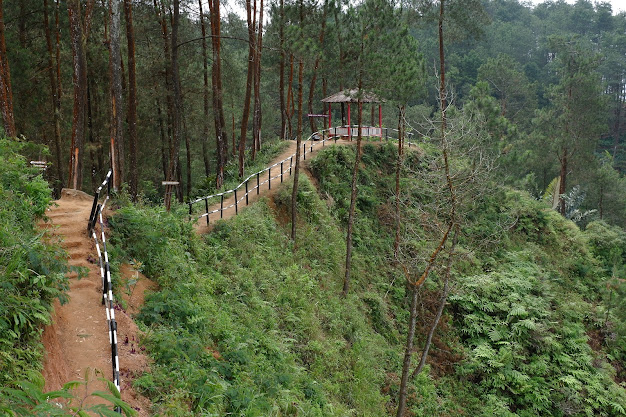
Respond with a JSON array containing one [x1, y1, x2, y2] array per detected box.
[[252, 0, 264, 158], [239, 0, 255, 178], [44, 0, 63, 196], [307, 0, 328, 134], [278, 0, 286, 140], [124, 0, 138, 201], [199, 0, 211, 177], [286, 54, 295, 140], [166, 0, 183, 210], [0, 0, 16, 137], [291, 59, 304, 242], [559, 147, 567, 216], [108, 0, 124, 191], [394, 105, 405, 260], [209, 0, 228, 186], [67, 0, 88, 190]]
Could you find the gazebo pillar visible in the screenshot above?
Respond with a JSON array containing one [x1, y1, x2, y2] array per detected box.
[[379, 105, 382, 139], [347, 103, 351, 139], [328, 103, 332, 129]]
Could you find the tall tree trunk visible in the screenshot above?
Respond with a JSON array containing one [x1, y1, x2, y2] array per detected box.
[[108, 0, 124, 191], [156, 97, 168, 180], [166, 0, 183, 210], [342, 97, 363, 297], [394, 105, 405, 260], [44, 0, 63, 196], [559, 147, 567, 216], [154, 0, 174, 176], [252, 0, 264, 158], [67, 0, 88, 190], [184, 115, 191, 199], [239, 0, 255, 177], [286, 54, 294, 139], [209, 0, 228, 187], [199, 0, 211, 177], [124, 0, 138, 201], [0, 0, 16, 137], [278, 0, 286, 140], [397, 2, 449, 414], [307, 0, 328, 134], [291, 58, 304, 242]]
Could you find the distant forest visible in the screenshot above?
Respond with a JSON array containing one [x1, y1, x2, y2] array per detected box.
[[0, 0, 624, 224]]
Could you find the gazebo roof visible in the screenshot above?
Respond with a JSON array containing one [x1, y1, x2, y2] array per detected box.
[[321, 89, 383, 103]]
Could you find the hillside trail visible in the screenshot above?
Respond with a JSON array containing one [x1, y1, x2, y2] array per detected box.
[[40, 189, 152, 415], [194, 137, 355, 234]]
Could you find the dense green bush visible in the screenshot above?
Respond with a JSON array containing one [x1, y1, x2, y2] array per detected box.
[[0, 138, 68, 387]]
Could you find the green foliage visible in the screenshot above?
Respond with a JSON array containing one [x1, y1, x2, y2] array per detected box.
[[0, 374, 136, 416], [111, 184, 394, 415], [0, 138, 68, 387]]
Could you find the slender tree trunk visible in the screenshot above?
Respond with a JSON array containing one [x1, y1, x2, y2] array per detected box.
[[239, 0, 255, 177], [278, 0, 286, 140], [0, 0, 16, 137], [184, 115, 191, 199], [394, 105, 405, 260], [252, 0, 264, 159], [124, 0, 138, 201], [412, 226, 459, 378], [44, 0, 64, 196], [166, 0, 183, 210], [156, 97, 168, 180], [397, 2, 449, 414], [67, 0, 88, 190], [209, 0, 228, 186], [199, 0, 211, 177], [154, 0, 174, 178], [291, 58, 304, 242], [396, 284, 419, 417], [343, 98, 363, 297], [286, 54, 294, 139], [108, 0, 124, 191], [308, 0, 328, 134], [559, 147, 567, 216]]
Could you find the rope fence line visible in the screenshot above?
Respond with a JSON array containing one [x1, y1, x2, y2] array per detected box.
[[189, 126, 416, 224], [86, 170, 121, 409]]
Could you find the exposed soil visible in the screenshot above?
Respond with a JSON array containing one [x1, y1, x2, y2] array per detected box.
[[40, 188, 152, 415]]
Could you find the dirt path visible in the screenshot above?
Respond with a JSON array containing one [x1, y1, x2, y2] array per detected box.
[[41, 189, 151, 415], [194, 137, 351, 234]]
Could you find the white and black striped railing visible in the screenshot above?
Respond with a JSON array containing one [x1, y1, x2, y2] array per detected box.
[[188, 126, 416, 224], [86, 170, 121, 407]]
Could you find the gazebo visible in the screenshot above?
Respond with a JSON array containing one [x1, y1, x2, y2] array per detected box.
[[321, 89, 383, 138]]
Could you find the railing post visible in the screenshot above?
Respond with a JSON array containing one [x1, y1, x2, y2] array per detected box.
[[281, 162, 284, 183], [220, 195, 224, 218], [235, 189, 238, 214], [269, 167, 271, 190], [290, 156, 293, 175], [310, 142, 313, 153], [188, 202, 192, 216], [257, 173, 260, 194], [245, 180, 249, 205], [205, 198, 209, 225], [385, 128, 388, 141], [303, 143, 306, 160]]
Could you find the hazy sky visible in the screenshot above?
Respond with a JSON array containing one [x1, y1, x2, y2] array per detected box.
[[527, 0, 626, 14]]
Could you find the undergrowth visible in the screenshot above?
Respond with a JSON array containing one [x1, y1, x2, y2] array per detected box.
[[110, 143, 626, 416]]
